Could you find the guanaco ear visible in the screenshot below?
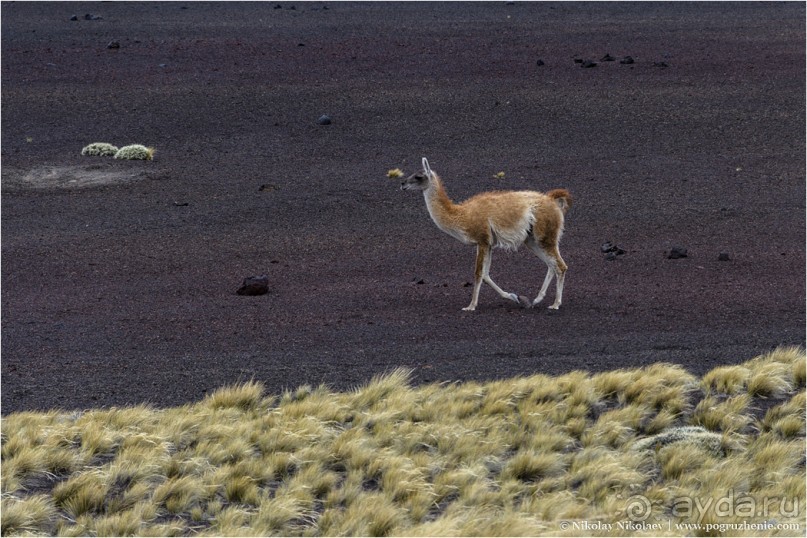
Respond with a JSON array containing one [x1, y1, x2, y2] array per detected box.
[[422, 157, 433, 179]]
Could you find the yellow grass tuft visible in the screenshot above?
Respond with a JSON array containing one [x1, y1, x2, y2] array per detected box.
[[351, 367, 413, 410], [747, 361, 794, 398], [691, 394, 753, 433], [702, 364, 752, 395], [204, 380, 265, 411], [52, 472, 108, 518], [387, 168, 404, 179], [1, 494, 58, 535]]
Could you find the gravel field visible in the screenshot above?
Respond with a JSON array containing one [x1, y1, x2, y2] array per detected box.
[[1, 1, 804, 413]]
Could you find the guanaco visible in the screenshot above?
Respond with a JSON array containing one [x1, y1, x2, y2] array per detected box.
[[401, 158, 571, 311]]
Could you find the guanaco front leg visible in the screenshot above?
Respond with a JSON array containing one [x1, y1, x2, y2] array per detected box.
[[482, 248, 524, 306], [463, 244, 524, 311], [463, 244, 487, 311]]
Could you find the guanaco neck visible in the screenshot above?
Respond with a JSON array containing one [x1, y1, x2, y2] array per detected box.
[[423, 174, 469, 243]]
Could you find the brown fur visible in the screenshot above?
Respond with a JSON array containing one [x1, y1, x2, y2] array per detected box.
[[427, 176, 565, 251]]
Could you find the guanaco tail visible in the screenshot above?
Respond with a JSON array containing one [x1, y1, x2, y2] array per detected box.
[[401, 158, 572, 311]]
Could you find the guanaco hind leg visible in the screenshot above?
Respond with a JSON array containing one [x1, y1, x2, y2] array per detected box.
[[525, 236, 566, 309]]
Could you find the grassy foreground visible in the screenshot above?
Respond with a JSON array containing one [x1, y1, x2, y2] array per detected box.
[[2, 348, 805, 537]]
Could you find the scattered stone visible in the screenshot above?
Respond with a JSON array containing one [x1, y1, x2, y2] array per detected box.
[[274, 4, 282, 8], [463, 282, 473, 287], [667, 246, 688, 259], [653, 61, 669, 68], [573, 58, 584, 64], [172, 201, 189, 207], [535, 59, 545, 66], [159, 63, 167, 68], [258, 183, 279, 192], [601, 241, 626, 259], [70, 15, 78, 21], [600, 53, 616, 62], [620, 56, 635, 64], [718, 252, 731, 261], [237, 275, 269, 296], [107, 41, 120, 49], [317, 114, 332, 125], [581, 60, 597, 68], [84, 14, 102, 21]]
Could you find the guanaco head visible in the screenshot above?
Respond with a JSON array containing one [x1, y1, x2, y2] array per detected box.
[[400, 157, 434, 191]]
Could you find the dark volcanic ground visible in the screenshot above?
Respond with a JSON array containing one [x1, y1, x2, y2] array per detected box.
[[2, 2, 805, 414]]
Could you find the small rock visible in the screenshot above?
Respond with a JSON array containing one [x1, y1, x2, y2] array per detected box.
[[172, 202, 189, 207], [84, 13, 102, 20], [107, 41, 120, 49], [237, 275, 269, 296], [620, 56, 635, 64], [573, 58, 584, 64], [258, 183, 278, 192], [274, 4, 282, 8], [653, 61, 669, 68], [581, 60, 597, 68], [159, 63, 167, 68], [317, 114, 332, 125], [667, 246, 688, 259], [601, 241, 626, 257], [463, 282, 473, 287], [536, 59, 545, 66], [70, 15, 78, 21], [718, 252, 731, 261], [600, 53, 616, 62]]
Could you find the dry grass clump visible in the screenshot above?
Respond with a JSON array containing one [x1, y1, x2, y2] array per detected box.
[[81, 142, 119, 157], [2, 347, 804, 536], [114, 144, 155, 160]]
